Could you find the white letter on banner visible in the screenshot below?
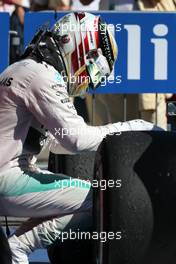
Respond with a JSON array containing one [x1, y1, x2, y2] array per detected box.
[[124, 25, 141, 80], [151, 24, 168, 80]]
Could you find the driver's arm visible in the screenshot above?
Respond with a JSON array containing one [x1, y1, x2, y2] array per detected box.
[[25, 64, 162, 154]]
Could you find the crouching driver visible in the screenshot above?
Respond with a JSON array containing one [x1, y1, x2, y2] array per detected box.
[[0, 12, 161, 264]]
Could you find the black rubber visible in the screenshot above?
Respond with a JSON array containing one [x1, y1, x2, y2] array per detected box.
[[48, 152, 96, 181], [94, 131, 176, 264], [133, 131, 176, 264], [48, 211, 93, 264], [47, 152, 95, 264], [48, 131, 176, 264], [0, 227, 12, 264], [93, 132, 154, 264]]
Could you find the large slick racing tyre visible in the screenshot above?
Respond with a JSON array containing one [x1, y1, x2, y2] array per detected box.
[[48, 152, 96, 180], [48, 131, 176, 264], [94, 131, 176, 264], [93, 131, 154, 264]]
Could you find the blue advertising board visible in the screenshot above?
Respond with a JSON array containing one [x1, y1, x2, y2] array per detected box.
[[0, 13, 9, 73], [14, 11, 176, 93]]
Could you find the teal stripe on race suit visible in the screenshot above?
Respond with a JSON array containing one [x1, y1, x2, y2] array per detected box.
[[0, 171, 91, 197]]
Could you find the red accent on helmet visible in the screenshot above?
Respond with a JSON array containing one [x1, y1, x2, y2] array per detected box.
[[71, 37, 79, 73], [94, 29, 99, 49], [84, 33, 90, 54], [71, 51, 79, 74], [94, 17, 100, 48], [76, 12, 86, 21], [61, 34, 70, 44], [78, 42, 85, 67]]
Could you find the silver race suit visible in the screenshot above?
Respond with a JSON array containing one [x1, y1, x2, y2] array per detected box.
[[0, 58, 162, 249], [0, 58, 159, 175]]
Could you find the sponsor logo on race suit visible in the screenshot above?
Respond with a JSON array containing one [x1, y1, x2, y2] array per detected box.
[[0, 77, 13, 87]]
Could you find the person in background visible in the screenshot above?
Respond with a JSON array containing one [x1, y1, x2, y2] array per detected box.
[[110, 0, 137, 10], [138, 0, 176, 10], [0, 0, 16, 13], [49, 0, 70, 10], [30, 0, 49, 11], [137, 0, 175, 130], [71, 0, 101, 10], [10, 0, 30, 64]]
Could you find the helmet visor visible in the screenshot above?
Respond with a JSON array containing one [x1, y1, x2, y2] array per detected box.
[[86, 49, 111, 90]]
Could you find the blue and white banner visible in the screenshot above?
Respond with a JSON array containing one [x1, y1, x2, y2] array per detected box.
[[1, 11, 176, 93], [0, 13, 9, 73]]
